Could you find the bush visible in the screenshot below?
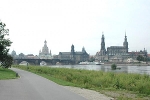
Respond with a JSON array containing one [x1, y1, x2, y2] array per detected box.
[[111, 63, 117, 70]]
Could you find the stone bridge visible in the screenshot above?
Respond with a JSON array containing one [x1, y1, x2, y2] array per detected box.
[[13, 58, 75, 65]]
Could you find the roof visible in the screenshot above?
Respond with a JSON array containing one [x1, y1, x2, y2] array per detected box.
[[59, 52, 70, 55], [75, 52, 84, 55], [147, 54, 150, 57], [107, 46, 125, 49], [128, 51, 147, 55], [27, 54, 34, 56], [59, 52, 88, 55]]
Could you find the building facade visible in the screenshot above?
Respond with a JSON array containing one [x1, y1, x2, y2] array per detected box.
[[58, 44, 89, 63], [39, 40, 52, 59], [95, 32, 146, 63]]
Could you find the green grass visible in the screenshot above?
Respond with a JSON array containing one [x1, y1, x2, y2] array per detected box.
[[0, 67, 17, 80], [13, 65, 150, 99]]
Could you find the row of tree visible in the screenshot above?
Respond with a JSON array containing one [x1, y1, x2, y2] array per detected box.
[[0, 20, 13, 68]]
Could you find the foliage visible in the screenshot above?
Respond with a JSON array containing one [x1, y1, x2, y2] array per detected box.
[[0, 20, 12, 68], [1, 55, 13, 68], [89, 56, 95, 62], [0, 67, 17, 80], [137, 55, 148, 62], [111, 63, 117, 70], [14, 65, 150, 96]]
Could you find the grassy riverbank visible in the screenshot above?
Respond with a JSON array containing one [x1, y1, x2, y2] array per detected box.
[[13, 65, 150, 99], [0, 67, 17, 80]]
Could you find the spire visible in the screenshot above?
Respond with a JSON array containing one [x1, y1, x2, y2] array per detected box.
[[125, 31, 127, 39], [44, 40, 47, 45], [123, 32, 128, 52], [144, 48, 146, 52], [101, 32, 105, 50], [50, 50, 52, 55], [82, 46, 86, 52], [100, 32, 106, 56], [124, 31, 127, 42], [71, 44, 75, 53]]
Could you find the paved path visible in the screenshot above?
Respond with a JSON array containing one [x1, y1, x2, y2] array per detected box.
[[0, 68, 87, 100]]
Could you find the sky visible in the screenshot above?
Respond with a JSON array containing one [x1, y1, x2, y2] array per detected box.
[[0, 0, 150, 55]]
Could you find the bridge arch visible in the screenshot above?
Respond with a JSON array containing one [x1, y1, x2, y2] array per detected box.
[[19, 61, 29, 66], [40, 61, 47, 66]]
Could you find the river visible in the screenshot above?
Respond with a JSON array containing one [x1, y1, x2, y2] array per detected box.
[[49, 65, 150, 75]]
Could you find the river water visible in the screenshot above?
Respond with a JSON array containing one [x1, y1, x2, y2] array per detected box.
[[49, 65, 150, 75]]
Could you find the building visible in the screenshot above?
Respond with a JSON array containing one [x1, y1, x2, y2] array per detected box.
[[58, 44, 89, 63], [39, 40, 52, 59], [11, 50, 17, 58], [128, 49, 148, 60], [95, 32, 148, 63]]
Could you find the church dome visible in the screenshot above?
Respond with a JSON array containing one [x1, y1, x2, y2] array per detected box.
[[11, 50, 16, 56]]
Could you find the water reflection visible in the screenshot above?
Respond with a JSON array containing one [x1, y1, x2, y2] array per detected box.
[[49, 65, 150, 75]]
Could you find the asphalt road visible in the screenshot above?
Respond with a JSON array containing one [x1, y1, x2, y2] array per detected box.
[[0, 68, 87, 100]]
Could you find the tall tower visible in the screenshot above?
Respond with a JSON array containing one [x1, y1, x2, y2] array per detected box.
[[123, 32, 128, 52], [71, 44, 75, 53], [100, 33, 106, 55], [71, 44, 75, 60]]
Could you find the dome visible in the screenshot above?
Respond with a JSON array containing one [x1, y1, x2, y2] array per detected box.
[[11, 50, 16, 56]]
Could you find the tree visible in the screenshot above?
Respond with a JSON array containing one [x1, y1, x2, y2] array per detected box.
[[89, 56, 95, 62], [111, 63, 117, 70], [1, 55, 13, 68], [137, 55, 144, 62], [0, 20, 13, 68]]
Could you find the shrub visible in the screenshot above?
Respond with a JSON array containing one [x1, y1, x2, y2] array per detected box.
[[111, 63, 117, 70]]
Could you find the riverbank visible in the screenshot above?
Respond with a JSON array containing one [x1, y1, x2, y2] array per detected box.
[[103, 63, 150, 66], [13, 65, 150, 99]]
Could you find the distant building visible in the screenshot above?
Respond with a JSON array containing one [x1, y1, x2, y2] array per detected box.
[[95, 32, 148, 63], [58, 44, 89, 63], [39, 40, 52, 59], [26, 54, 39, 59], [128, 49, 148, 60], [11, 50, 17, 58]]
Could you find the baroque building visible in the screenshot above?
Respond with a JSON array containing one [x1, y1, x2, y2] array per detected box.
[[96, 32, 130, 62], [58, 44, 89, 63], [96, 32, 148, 63], [39, 40, 52, 59]]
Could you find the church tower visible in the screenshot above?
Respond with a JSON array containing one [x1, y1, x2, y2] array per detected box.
[[71, 44, 75, 53], [70, 44, 75, 60], [100, 33, 106, 55], [123, 32, 128, 52]]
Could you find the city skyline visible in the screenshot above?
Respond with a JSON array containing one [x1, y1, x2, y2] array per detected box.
[[11, 35, 148, 56], [1, 0, 150, 55]]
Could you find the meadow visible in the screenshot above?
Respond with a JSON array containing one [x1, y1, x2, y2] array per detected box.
[[13, 65, 150, 99]]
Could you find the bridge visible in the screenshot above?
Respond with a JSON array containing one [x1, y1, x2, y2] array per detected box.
[[13, 58, 75, 65]]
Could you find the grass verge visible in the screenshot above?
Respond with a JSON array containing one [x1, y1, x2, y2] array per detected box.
[[13, 65, 150, 100], [0, 67, 17, 80]]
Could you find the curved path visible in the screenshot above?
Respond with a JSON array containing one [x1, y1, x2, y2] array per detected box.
[[0, 68, 87, 100]]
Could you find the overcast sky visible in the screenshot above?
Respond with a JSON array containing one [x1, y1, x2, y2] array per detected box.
[[1, 0, 150, 55]]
